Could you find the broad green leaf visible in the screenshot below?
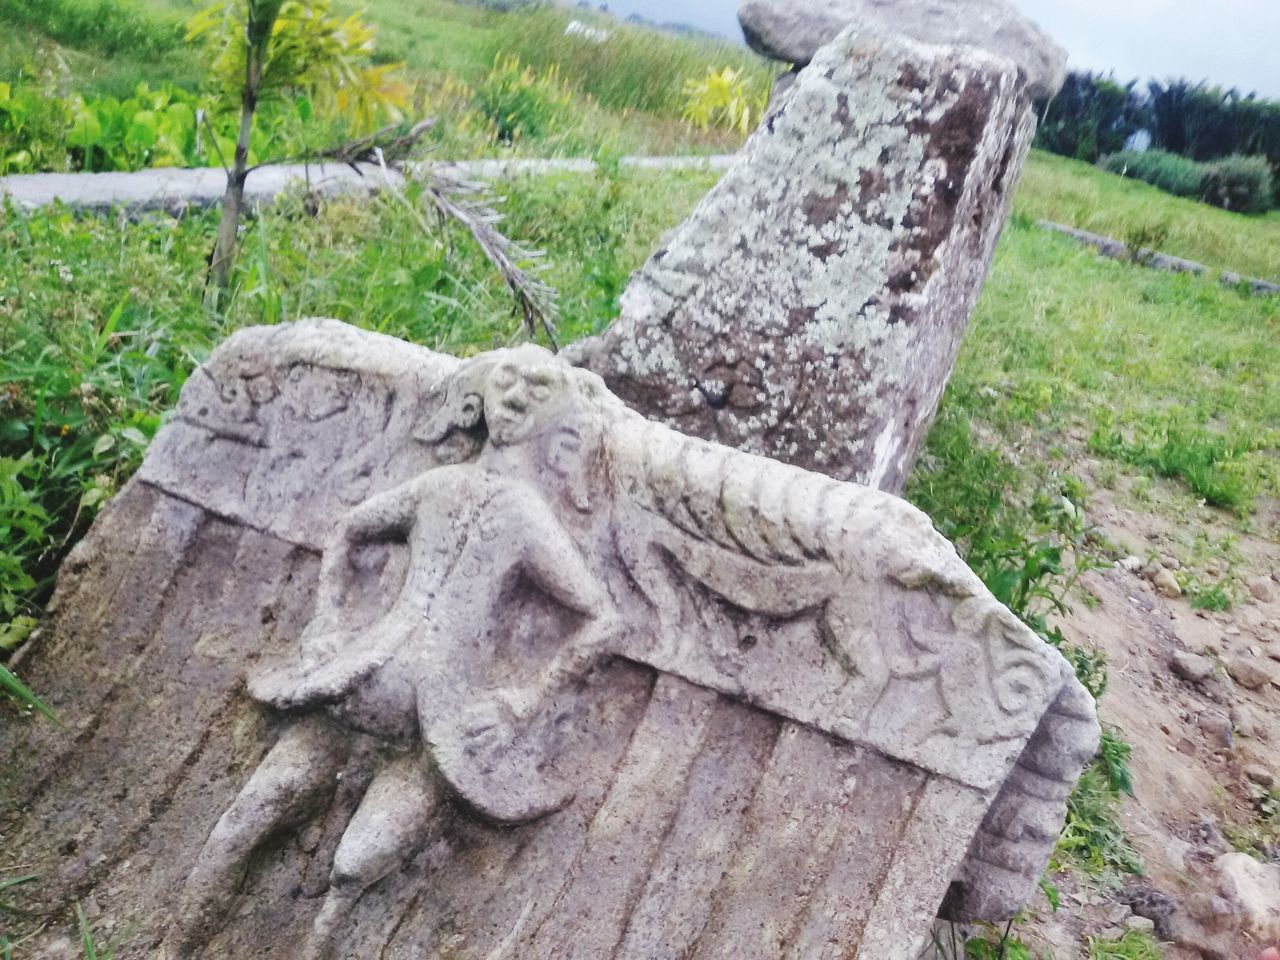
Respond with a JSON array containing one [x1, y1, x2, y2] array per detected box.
[[67, 105, 103, 150]]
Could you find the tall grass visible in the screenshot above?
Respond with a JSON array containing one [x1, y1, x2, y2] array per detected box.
[[480, 6, 773, 115], [0, 0, 202, 97], [0, 0, 185, 57]]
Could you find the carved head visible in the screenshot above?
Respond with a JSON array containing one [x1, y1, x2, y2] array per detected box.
[[483, 345, 576, 447]]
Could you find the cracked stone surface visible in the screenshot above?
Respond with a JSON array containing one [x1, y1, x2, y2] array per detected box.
[[568, 26, 1044, 495], [2, 321, 1097, 958], [738, 0, 1067, 99]]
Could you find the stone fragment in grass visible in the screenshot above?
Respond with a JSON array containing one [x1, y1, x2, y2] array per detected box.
[[738, 0, 1067, 99]]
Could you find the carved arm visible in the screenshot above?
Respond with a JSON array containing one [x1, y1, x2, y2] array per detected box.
[[309, 480, 419, 635]]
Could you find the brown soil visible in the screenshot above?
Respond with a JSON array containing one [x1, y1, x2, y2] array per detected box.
[[1018, 472, 1280, 959]]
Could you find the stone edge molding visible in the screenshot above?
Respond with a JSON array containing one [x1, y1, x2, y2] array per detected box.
[[138, 319, 1089, 794], [1038, 219, 1280, 296]]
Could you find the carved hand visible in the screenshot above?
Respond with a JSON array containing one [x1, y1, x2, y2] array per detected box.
[[248, 652, 383, 710], [458, 698, 517, 759], [247, 661, 315, 710]]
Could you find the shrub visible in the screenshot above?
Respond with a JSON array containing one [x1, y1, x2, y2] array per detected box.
[[1100, 149, 1274, 214], [681, 66, 765, 138], [473, 54, 572, 143], [0, 75, 71, 174], [1199, 154, 1274, 213], [1100, 149, 1202, 198]]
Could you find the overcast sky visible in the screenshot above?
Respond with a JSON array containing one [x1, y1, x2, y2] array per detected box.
[[593, 0, 1280, 98]]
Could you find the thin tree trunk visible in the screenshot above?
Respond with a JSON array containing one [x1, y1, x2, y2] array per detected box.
[[208, 29, 265, 295]]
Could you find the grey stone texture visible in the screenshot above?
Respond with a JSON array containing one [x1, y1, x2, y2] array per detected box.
[[568, 25, 1044, 494], [2, 321, 1098, 958], [738, 0, 1067, 99]]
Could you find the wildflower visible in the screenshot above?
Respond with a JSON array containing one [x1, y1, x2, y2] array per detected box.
[[60, 424, 70, 436]]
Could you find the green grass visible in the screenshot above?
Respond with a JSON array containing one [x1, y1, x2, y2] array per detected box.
[[0, 0, 203, 97], [1087, 930, 1163, 960], [1016, 150, 1280, 280], [947, 216, 1279, 514], [0, 0, 756, 158]]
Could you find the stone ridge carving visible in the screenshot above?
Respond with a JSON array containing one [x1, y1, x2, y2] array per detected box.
[[6, 321, 1097, 959]]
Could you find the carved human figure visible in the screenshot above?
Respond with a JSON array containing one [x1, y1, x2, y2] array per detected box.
[[168, 346, 617, 958]]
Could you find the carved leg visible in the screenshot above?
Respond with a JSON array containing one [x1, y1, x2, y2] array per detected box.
[[307, 753, 442, 958], [166, 716, 348, 958]]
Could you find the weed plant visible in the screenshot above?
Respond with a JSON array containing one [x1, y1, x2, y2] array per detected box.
[[473, 56, 572, 144], [1088, 423, 1254, 512]]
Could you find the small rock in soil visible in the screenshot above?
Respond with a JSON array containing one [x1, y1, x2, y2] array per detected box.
[[1118, 555, 1143, 572], [1153, 568, 1182, 597], [1124, 915, 1156, 934], [1171, 651, 1215, 682], [1245, 766, 1276, 788], [1250, 577, 1275, 603], [1231, 704, 1264, 740], [1197, 712, 1233, 750], [1227, 656, 1273, 690], [1161, 555, 1181, 570], [1121, 886, 1179, 941]]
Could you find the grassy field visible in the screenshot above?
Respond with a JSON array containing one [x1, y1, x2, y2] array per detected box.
[[1016, 150, 1280, 280]]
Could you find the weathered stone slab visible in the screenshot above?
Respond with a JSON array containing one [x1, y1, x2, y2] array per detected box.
[[738, 0, 1067, 98], [1, 320, 1097, 958], [568, 25, 1047, 493]]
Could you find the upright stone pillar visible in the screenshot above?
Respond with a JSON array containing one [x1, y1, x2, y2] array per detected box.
[[569, 4, 1065, 493]]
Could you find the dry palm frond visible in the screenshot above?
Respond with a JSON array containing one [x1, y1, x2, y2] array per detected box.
[[372, 148, 560, 350], [315, 118, 437, 169]]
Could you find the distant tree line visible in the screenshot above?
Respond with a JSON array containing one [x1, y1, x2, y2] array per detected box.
[[1034, 73, 1280, 210]]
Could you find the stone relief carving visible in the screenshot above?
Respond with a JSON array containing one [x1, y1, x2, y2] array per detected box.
[[148, 332, 1096, 956]]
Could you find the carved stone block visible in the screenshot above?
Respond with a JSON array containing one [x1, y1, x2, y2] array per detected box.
[[1, 321, 1097, 959]]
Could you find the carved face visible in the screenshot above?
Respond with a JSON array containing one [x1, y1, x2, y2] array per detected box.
[[484, 347, 573, 447]]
